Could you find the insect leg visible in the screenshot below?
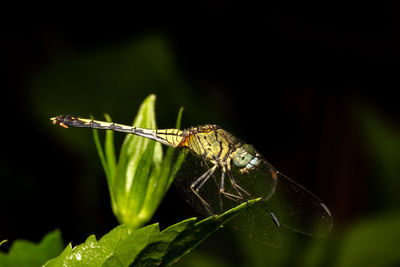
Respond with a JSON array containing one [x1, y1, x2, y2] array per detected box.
[[219, 168, 245, 201], [227, 170, 251, 197], [190, 163, 218, 214], [192, 163, 218, 191]]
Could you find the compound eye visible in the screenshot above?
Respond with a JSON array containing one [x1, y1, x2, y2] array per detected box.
[[233, 148, 253, 168]]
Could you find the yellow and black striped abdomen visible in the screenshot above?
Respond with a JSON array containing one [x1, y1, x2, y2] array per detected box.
[[154, 128, 186, 148], [51, 115, 186, 147]]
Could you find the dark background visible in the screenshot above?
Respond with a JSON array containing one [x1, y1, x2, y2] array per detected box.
[[2, 2, 400, 266]]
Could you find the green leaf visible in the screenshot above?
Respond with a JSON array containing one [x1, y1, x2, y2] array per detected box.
[[93, 126, 111, 180], [104, 113, 117, 178], [93, 95, 184, 231], [93, 113, 119, 213], [0, 230, 64, 267], [160, 199, 260, 267], [43, 243, 73, 267], [135, 218, 195, 266], [174, 107, 184, 130], [113, 94, 162, 229], [336, 213, 400, 267], [44, 199, 259, 267], [139, 107, 185, 222], [92, 95, 161, 229]]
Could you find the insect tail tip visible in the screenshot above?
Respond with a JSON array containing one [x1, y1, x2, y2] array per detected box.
[[50, 117, 58, 124], [50, 115, 68, 128]]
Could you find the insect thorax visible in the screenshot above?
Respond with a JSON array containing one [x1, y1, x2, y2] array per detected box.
[[185, 125, 240, 163]]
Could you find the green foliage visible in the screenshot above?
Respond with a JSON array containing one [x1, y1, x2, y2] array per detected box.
[[174, 251, 230, 267], [93, 95, 183, 230], [358, 106, 400, 209], [336, 213, 400, 267], [43, 200, 258, 267], [0, 230, 63, 267]]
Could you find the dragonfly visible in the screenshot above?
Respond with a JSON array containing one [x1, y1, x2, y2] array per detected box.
[[51, 114, 333, 246]]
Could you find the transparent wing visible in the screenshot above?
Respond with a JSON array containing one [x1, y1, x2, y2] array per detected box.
[[172, 148, 282, 246], [227, 171, 333, 246], [264, 172, 333, 237], [227, 200, 284, 247], [171, 149, 333, 246], [172, 148, 278, 216]]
